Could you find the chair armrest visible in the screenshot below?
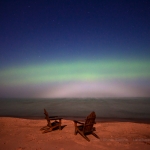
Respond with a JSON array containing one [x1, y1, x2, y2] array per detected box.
[[50, 117, 63, 120], [49, 116, 59, 118], [73, 120, 84, 125]]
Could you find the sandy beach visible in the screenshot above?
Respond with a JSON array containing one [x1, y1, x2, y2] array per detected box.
[[0, 117, 150, 150]]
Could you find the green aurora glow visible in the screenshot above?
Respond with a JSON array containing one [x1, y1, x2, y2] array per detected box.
[[1, 60, 150, 86]]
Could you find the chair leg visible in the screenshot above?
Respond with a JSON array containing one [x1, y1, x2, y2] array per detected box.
[[92, 132, 100, 139], [40, 126, 49, 130], [84, 136, 90, 142], [42, 128, 52, 133], [81, 133, 90, 142], [59, 119, 62, 130], [78, 131, 90, 142], [74, 128, 77, 135]]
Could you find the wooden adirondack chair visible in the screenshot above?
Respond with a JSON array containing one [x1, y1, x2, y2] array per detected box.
[[73, 111, 99, 141], [40, 109, 62, 133]]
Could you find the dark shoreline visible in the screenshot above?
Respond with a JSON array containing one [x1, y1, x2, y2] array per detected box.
[[1, 116, 150, 124]]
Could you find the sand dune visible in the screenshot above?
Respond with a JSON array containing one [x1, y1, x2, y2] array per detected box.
[[0, 117, 150, 150]]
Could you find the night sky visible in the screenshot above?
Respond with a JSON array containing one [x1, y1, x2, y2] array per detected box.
[[0, 0, 150, 98]]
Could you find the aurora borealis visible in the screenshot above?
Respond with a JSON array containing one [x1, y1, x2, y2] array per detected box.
[[1, 59, 150, 86], [0, 0, 150, 98], [1, 59, 150, 97]]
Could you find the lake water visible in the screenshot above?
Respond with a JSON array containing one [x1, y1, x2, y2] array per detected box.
[[0, 98, 150, 121]]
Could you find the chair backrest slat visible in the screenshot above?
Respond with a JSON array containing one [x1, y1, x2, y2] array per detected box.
[[44, 109, 52, 127], [83, 111, 96, 133]]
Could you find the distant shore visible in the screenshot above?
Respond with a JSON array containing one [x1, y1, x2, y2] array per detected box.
[[1, 115, 150, 124]]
